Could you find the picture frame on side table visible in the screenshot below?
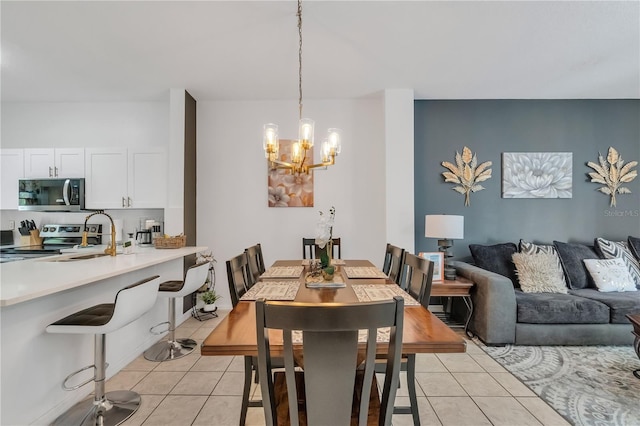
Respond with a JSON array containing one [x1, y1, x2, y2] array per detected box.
[[419, 252, 445, 282]]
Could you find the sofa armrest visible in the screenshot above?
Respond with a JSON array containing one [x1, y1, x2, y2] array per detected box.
[[452, 261, 517, 345]]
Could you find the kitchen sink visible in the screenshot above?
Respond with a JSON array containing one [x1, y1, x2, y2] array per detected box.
[[43, 253, 110, 262]]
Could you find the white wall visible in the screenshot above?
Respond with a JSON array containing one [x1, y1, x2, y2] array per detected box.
[[0, 101, 169, 236], [197, 98, 390, 308], [1, 101, 169, 148]]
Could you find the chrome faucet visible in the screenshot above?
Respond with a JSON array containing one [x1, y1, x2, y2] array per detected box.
[[81, 210, 117, 256]]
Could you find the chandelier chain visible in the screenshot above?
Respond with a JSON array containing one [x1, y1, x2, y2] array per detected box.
[[297, 0, 303, 120]]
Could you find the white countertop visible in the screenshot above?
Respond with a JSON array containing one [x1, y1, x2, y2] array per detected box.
[[0, 245, 207, 307]]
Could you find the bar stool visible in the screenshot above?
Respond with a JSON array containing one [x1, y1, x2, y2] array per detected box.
[[46, 275, 161, 426], [144, 262, 210, 361]]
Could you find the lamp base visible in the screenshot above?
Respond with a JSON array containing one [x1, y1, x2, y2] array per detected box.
[[437, 239, 457, 281]]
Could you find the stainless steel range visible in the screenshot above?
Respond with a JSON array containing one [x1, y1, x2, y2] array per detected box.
[[0, 224, 102, 262]]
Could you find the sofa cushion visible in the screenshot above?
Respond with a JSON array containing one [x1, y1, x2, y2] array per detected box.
[[594, 237, 640, 288], [469, 242, 519, 287], [569, 288, 640, 324], [519, 240, 568, 288], [512, 252, 568, 294], [584, 258, 637, 292], [628, 236, 640, 262], [553, 241, 600, 289], [515, 290, 610, 324]]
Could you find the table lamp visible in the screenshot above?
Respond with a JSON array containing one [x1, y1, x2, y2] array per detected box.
[[425, 215, 464, 280]]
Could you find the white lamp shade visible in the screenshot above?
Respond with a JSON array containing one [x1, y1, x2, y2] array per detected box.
[[425, 215, 464, 239]]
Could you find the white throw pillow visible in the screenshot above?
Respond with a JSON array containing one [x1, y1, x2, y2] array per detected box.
[[583, 258, 637, 292], [512, 252, 568, 293]]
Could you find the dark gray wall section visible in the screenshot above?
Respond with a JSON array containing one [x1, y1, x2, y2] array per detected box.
[[414, 100, 640, 261]]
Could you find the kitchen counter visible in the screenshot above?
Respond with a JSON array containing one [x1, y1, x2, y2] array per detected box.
[[0, 245, 208, 425], [0, 245, 206, 306]]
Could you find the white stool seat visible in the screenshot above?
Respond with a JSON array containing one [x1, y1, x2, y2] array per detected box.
[[144, 262, 210, 361], [46, 275, 160, 426]]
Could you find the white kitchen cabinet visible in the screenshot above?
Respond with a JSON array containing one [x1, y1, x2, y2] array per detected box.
[[24, 148, 85, 178], [1, 149, 25, 210], [85, 147, 166, 209]]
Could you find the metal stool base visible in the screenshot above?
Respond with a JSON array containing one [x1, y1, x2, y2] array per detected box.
[[144, 338, 197, 361], [51, 390, 140, 426]]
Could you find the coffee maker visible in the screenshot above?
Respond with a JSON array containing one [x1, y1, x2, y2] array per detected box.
[[137, 218, 162, 246]]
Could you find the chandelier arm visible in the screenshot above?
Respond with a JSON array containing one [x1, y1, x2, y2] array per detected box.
[[307, 156, 336, 170]]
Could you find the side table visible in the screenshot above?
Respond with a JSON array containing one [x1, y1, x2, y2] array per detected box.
[[627, 313, 640, 379], [431, 276, 475, 337]]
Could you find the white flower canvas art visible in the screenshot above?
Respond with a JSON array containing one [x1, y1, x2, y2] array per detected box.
[[502, 152, 572, 198]]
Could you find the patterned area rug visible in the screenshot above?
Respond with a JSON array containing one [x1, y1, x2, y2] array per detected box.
[[482, 345, 640, 426]]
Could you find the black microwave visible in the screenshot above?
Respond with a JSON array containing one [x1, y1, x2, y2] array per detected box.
[[18, 178, 85, 211]]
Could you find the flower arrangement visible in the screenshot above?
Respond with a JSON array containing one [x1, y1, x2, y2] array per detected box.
[[315, 206, 335, 248], [315, 206, 335, 268]]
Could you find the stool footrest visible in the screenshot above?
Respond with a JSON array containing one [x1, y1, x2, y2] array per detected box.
[[62, 362, 109, 391], [149, 321, 170, 335]]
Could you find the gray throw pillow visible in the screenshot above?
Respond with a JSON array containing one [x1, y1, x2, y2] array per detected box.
[[629, 236, 640, 261], [553, 241, 600, 289], [469, 242, 518, 286]]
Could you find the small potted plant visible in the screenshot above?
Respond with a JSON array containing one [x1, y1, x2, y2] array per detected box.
[[200, 290, 221, 312]]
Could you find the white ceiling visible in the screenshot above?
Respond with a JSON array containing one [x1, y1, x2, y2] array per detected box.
[[2, 1, 639, 103]]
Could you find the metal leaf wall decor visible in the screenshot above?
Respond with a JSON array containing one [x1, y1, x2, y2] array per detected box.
[[442, 146, 492, 206], [586, 147, 637, 207]]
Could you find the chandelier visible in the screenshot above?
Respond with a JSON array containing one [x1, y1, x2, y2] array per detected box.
[[262, 0, 342, 175]]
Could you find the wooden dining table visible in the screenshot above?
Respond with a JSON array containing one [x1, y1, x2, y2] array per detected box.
[[201, 260, 466, 357]]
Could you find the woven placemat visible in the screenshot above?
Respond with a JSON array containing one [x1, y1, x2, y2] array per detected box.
[[240, 281, 300, 301]]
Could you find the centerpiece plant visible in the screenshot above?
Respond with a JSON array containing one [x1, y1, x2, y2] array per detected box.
[[315, 206, 336, 277]]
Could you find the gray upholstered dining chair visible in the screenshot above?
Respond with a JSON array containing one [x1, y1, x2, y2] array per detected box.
[[256, 297, 405, 426], [383, 243, 405, 285], [245, 243, 266, 286]]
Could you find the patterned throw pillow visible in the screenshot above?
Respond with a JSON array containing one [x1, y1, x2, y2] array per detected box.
[[519, 240, 568, 288], [583, 258, 637, 292], [512, 252, 568, 294], [594, 237, 640, 289]]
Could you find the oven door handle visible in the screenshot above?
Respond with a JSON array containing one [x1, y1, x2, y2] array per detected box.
[[63, 179, 71, 205]]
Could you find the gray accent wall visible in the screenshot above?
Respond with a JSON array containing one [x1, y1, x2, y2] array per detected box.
[[414, 100, 640, 261]]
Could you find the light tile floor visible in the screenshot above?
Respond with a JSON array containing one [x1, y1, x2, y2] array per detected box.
[[111, 311, 570, 426]]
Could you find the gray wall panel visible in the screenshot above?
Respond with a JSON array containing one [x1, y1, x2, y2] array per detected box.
[[414, 100, 640, 261]]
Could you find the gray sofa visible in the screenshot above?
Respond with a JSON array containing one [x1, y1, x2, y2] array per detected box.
[[453, 259, 640, 346]]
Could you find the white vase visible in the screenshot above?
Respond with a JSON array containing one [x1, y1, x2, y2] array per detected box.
[[203, 304, 216, 312]]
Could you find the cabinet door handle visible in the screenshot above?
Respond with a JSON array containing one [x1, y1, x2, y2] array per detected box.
[[122, 197, 126, 208], [127, 197, 132, 207], [49, 167, 53, 177], [54, 166, 58, 177]]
